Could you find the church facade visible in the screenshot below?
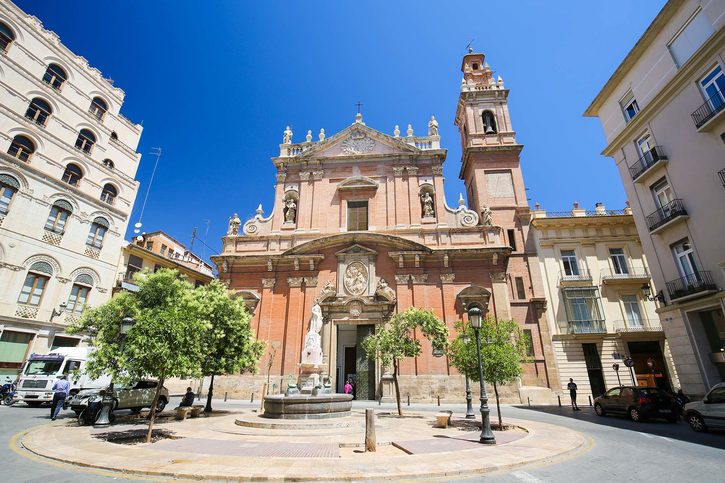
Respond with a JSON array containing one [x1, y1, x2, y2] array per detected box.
[[213, 52, 558, 403]]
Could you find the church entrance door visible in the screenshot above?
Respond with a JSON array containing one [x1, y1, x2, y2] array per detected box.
[[335, 324, 375, 399]]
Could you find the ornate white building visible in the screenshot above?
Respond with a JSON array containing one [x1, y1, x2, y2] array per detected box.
[[0, 1, 143, 382]]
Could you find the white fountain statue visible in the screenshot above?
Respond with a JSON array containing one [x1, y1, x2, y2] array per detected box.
[[298, 303, 326, 393]]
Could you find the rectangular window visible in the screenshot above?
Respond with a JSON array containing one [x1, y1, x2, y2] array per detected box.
[[515, 277, 526, 299], [507, 229, 517, 251], [651, 177, 674, 211], [668, 8, 715, 67], [636, 132, 653, 157], [0, 184, 17, 214], [672, 239, 700, 281], [609, 248, 629, 275], [18, 273, 49, 306], [347, 200, 368, 231], [67, 284, 90, 314], [127, 254, 144, 278], [145, 241, 153, 250], [160, 244, 168, 256], [699, 65, 725, 109], [44, 206, 70, 233], [561, 249, 580, 277], [563, 288, 603, 322], [622, 294, 643, 328], [523, 329, 535, 357], [619, 90, 640, 122]]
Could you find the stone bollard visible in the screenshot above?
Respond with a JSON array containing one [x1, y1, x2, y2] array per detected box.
[[365, 409, 376, 452]]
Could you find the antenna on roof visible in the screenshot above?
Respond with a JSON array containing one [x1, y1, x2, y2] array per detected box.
[[133, 147, 162, 242], [189, 227, 198, 252]]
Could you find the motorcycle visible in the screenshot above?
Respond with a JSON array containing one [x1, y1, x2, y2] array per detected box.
[[77, 393, 114, 426], [1, 382, 16, 406]]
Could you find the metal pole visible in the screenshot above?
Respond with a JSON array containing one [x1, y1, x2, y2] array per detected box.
[[616, 372, 622, 386], [629, 366, 636, 386], [465, 373, 475, 418], [558, 394, 561, 407], [474, 326, 495, 444]]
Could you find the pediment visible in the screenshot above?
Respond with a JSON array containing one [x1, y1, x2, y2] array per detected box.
[[299, 123, 420, 159], [337, 176, 378, 191], [335, 243, 378, 256]]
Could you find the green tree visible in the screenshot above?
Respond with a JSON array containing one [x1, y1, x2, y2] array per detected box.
[[447, 317, 529, 427], [195, 280, 265, 413], [362, 307, 448, 416], [69, 269, 205, 442]]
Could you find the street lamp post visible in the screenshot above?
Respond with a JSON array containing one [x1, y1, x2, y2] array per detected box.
[[468, 306, 495, 444], [95, 316, 135, 427], [463, 334, 475, 419]]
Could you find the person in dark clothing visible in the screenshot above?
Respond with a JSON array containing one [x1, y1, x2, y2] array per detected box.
[[567, 378, 580, 410], [180, 387, 195, 407]]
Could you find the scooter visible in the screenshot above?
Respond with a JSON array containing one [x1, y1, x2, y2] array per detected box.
[[0, 382, 16, 406]]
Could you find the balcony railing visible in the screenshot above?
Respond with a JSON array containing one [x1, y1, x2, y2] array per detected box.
[[601, 267, 650, 282], [645, 199, 687, 232], [613, 319, 663, 333], [628, 146, 667, 181], [719, 169, 725, 189], [692, 90, 725, 128], [666, 271, 717, 301], [567, 320, 607, 334], [559, 269, 592, 284]]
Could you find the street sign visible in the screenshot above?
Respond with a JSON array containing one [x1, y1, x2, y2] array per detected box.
[[623, 357, 634, 368]]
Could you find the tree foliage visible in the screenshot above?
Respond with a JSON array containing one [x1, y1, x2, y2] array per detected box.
[[195, 280, 265, 412], [68, 268, 263, 441], [362, 307, 448, 416], [447, 317, 528, 427]]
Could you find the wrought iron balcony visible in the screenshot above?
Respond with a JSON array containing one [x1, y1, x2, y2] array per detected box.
[[645, 199, 687, 233], [613, 319, 663, 333], [601, 267, 650, 283], [666, 271, 717, 301], [558, 269, 592, 285], [567, 320, 607, 334], [692, 90, 725, 129], [628, 146, 667, 181]]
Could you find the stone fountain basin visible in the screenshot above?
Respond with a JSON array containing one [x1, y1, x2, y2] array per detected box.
[[262, 394, 353, 419]]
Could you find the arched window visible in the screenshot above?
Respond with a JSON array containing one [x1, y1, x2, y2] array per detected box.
[[7, 135, 35, 161], [45, 200, 72, 234], [42, 63, 67, 90], [86, 217, 108, 248], [110, 131, 118, 141], [89, 97, 108, 121], [102, 159, 114, 170], [100, 183, 117, 204], [482, 110, 497, 134], [0, 174, 20, 214], [67, 274, 94, 314], [75, 129, 96, 153], [0, 21, 16, 52], [61, 163, 83, 186], [25, 98, 52, 126], [18, 261, 53, 307]]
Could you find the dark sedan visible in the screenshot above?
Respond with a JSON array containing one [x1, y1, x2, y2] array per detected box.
[[594, 386, 677, 423]]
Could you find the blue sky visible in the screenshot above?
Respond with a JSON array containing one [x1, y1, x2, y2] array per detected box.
[[15, 0, 666, 262]]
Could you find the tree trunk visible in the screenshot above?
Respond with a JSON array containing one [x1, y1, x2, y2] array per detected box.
[[392, 359, 402, 417], [205, 374, 215, 413], [146, 376, 165, 444], [493, 381, 502, 428]]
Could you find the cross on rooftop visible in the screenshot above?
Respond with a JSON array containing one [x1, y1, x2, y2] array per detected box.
[[355, 101, 363, 114]]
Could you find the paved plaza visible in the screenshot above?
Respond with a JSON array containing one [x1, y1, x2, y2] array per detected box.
[[4, 397, 725, 482]]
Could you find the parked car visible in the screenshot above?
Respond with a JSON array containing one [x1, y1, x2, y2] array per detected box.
[[593, 386, 677, 422], [683, 382, 725, 432], [68, 380, 169, 415]]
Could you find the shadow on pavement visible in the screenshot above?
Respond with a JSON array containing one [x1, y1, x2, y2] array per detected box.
[[514, 404, 725, 450]]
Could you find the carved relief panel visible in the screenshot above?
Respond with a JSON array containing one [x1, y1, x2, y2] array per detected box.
[[335, 244, 377, 298]]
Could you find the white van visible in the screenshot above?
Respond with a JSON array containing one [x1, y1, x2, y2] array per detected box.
[[15, 347, 111, 406]]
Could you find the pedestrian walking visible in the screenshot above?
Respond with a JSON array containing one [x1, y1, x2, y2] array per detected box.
[[567, 378, 580, 411], [344, 380, 353, 395], [50, 374, 70, 420]]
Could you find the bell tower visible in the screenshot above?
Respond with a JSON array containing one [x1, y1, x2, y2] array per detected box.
[[454, 50, 529, 221]]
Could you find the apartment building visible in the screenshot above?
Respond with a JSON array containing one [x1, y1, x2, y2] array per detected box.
[[0, 2, 142, 382], [116, 231, 214, 293], [584, 0, 725, 395], [531, 203, 679, 398]]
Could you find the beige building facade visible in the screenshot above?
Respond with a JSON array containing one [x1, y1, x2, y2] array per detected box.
[[531, 204, 680, 399], [0, 1, 142, 382], [585, 0, 725, 395]]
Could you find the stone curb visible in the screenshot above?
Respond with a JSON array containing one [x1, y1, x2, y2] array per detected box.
[[19, 417, 588, 481]]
